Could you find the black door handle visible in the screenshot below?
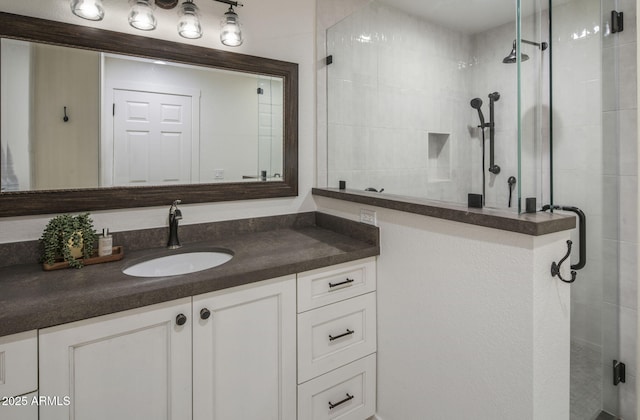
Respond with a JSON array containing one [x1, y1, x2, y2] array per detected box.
[[542, 205, 586, 270]]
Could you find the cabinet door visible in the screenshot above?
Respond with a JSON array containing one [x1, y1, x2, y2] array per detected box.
[[193, 276, 296, 420], [0, 391, 38, 420], [39, 298, 192, 420], [0, 330, 37, 399]]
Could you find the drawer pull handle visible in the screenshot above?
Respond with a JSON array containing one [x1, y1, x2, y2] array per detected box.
[[328, 278, 355, 288], [329, 329, 354, 341], [329, 393, 354, 410]]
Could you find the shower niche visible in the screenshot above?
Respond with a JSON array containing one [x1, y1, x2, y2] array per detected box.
[[427, 133, 451, 183], [324, 0, 549, 213]]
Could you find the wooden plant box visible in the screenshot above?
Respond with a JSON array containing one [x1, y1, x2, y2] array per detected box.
[[43, 246, 124, 271]]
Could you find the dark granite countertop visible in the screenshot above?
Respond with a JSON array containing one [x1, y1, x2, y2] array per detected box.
[[0, 212, 379, 337], [313, 188, 575, 236]]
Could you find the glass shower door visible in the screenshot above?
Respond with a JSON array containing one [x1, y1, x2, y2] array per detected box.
[[550, 0, 629, 417]]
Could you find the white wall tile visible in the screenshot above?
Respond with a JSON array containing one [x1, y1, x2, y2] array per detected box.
[[619, 175, 638, 243], [618, 108, 638, 176], [619, 306, 638, 378], [619, 372, 637, 420], [619, 241, 638, 310]]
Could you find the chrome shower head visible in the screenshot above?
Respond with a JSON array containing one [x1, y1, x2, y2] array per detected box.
[[503, 40, 529, 63], [503, 39, 548, 64]]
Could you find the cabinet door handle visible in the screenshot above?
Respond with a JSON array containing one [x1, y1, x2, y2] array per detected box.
[[329, 329, 354, 341], [200, 308, 211, 320], [176, 313, 187, 326], [328, 278, 354, 289], [328, 393, 354, 410]]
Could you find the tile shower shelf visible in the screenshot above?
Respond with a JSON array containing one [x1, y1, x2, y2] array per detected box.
[[313, 188, 575, 236]]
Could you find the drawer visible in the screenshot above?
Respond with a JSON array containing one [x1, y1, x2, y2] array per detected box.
[[297, 257, 376, 312], [298, 292, 376, 383], [298, 354, 376, 420], [0, 331, 37, 398]]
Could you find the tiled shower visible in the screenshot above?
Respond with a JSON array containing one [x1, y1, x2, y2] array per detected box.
[[321, 0, 638, 418], [325, 1, 548, 210]]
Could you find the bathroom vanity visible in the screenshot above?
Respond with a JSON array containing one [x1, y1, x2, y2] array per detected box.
[[0, 212, 379, 420]]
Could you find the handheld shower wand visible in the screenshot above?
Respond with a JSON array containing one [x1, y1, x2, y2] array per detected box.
[[470, 98, 486, 128]]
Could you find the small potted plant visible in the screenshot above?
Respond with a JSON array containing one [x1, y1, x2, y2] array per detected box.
[[40, 213, 98, 269]]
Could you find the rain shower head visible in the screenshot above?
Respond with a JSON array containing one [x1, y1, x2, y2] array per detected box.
[[503, 39, 548, 64], [503, 41, 528, 63]]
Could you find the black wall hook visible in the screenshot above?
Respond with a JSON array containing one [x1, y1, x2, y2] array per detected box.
[[63, 106, 69, 122], [551, 240, 577, 283]]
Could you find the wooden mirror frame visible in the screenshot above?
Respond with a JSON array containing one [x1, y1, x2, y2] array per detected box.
[[0, 12, 298, 217]]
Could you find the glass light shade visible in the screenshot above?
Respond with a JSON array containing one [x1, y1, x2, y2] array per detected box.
[[177, 1, 202, 39], [70, 0, 105, 21], [220, 8, 243, 47], [129, 0, 157, 31]]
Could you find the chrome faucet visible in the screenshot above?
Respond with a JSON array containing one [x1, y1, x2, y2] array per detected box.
[[168, 200, 182, 249]]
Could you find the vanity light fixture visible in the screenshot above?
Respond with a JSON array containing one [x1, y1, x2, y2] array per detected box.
[[177, 0, 203, 39], [128, 0, 157, 31], [217, 0, 243, 46], [70, 0, 105, 21], [70, 0, 244, 46]]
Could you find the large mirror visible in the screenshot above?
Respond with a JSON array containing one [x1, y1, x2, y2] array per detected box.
[[0, 12, 298, 217]]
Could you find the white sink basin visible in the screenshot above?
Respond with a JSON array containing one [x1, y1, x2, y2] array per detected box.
[[123, 251, 233, 277]]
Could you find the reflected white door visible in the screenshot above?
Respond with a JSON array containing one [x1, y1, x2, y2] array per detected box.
[[113, 89, 193, 186]]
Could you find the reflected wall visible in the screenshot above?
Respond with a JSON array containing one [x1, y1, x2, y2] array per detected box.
[[1, 39, 284, 192]]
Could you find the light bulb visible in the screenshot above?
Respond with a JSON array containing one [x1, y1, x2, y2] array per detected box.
[[178, 1, 202, 39], [129, 0, 157, 31], [70, 0, 105, 21], [220, 7, 242, 47]]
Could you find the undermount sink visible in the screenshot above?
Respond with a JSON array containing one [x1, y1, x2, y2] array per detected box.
[[123, 251, 233, 277]]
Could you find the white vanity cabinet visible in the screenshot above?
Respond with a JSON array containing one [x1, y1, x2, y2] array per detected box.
[[297, 257, 377, 420], [39, 298, 193, 420], [38, 275, 297, 420], [36, 259, 374, 420], [0, 331, 38, 420], [192, 275, 297, 420]]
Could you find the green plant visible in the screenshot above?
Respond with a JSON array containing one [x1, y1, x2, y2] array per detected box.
[[40, 213, 98, 268]]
